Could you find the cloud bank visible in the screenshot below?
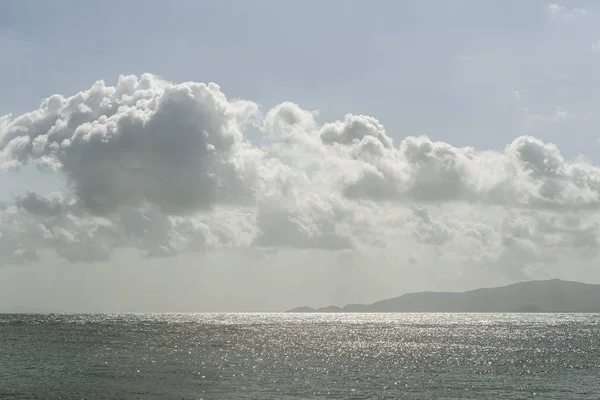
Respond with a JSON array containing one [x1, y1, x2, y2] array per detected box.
[[1, 74, 599, 279]]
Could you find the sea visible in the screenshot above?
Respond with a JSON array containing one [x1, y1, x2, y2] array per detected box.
[[1, 313, 600, 399]]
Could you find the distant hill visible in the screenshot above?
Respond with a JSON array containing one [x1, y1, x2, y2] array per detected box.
[[288, 279, 600, 313]]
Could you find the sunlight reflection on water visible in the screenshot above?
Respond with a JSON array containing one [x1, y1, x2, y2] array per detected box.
[[1, 313, 599, 399]]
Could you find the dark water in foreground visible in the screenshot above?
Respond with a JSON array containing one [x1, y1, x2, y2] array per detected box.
[[1, 313, 600, 399]]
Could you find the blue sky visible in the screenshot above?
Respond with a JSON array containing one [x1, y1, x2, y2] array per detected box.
[[2, 1, 600, 311], [3, 0, 598, 152]]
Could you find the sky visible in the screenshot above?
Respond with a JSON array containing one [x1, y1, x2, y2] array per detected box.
[[2, 0, 600, 312]]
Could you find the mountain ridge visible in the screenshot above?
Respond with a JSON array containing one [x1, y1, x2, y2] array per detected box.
[[288, 279, 600, 313]]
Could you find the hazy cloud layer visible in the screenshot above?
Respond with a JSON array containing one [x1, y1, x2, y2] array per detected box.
[[1, 74, 600, 279]]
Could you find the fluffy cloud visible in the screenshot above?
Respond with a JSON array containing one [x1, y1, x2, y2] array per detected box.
[[1, 73, 600, 280], [1, 75, 262, 214]]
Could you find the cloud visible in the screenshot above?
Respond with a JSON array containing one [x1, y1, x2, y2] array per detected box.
[[1, 73, 600, 280], [1, 74, 262, 214], [320, 114, 393, 149], [546, 3, 589, 19], [262, 101, 317, 143], [15, 192, 67, 217]]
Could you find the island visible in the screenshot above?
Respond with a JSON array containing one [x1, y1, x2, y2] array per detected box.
[[288, 279, 600, 313]]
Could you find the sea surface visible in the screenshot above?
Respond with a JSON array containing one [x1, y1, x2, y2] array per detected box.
[[1, 313, 600, 399]]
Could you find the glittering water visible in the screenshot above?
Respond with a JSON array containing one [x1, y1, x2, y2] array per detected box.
[[2, 313, 600, 399]]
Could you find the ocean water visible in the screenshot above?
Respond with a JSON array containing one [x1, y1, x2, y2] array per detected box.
[[1, 313, 600, 399]]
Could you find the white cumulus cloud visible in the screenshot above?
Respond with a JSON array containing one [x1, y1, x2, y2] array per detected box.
[[1, 73, 600, 281]]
